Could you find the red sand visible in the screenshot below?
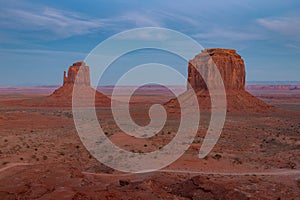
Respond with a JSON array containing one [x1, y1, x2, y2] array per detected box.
[[0, 86, 299, 199]]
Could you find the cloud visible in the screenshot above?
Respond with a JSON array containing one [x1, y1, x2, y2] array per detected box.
[[192, 29, 264, 41], [0, 3, 164, 40], [0, 7, 104, 39], [285, 44, 300, 51], [119, 12, 161, 27], [115, 28, 170, 40], [257, 17, 300, 38], [153, 11, 200, 27], [0, 48, 87, 57]]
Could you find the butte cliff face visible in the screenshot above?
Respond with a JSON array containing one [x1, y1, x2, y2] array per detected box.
[[187, 48, 245, 91], [49, 61, 110, 107], [168, 48, 272, 113], [63, 62, 91, 86]]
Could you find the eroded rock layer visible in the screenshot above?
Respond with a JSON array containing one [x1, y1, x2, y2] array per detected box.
[[187, 48, 245, 91], [63, 62, 91, 86], [49, 62, 110, 107], [168, 48, 272, 113]]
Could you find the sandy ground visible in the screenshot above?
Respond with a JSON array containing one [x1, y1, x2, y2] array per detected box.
[[0, 87, 299, 199]]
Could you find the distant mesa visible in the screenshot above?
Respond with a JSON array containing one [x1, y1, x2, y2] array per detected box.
[[246, 85, 300, 90], [167, 48, 273, 113]]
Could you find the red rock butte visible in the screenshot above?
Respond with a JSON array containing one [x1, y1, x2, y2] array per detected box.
[[63, 62, 91, 86], [49, 61, 111, 107], [188, 48, 245, 91], [168, 48, 272, 113]]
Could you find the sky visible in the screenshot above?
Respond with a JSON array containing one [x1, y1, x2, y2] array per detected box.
[[0, 0, 300, 86]]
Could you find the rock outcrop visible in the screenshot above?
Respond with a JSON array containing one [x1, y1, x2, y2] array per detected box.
[[187, 48, 245, 91], [170, 175, 248, 200], [49, 61, 111, 107], [63, 62, 91, 86], [167, 48, 272, 113]]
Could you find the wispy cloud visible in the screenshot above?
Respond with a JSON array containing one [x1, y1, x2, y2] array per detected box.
[[115, 28, 170, 40], [119, 12, 161, 27], [0, 48, 88, 57], [0, 4, 166, 41], [153, 11, 200, 27], [285, 43, 300, 51], [0, 7, 104, 39], [257, 16, 300, 39], [192, 28, 264, 41]]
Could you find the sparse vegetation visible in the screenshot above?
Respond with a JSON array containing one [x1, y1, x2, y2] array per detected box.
[[212, 154, 222, 160], [0, 76, 300, 199], [233, 158, 242, 165], [138, 150, 143, 154], [2, 161, 9, 165]]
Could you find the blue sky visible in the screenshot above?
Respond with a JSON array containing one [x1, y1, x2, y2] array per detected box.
[[0, 0, 300, 86]]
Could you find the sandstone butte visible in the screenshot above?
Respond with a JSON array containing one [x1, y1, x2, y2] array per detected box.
[[19, 50, 272, 111], [49, 61, 111, 107], [167, 48, 273, 113]]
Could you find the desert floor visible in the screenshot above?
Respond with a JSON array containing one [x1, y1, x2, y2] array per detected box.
[[0, 87, 299, 199]]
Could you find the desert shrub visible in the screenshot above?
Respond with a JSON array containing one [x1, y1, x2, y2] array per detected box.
[[233, 157, 242, 165], [138, 150, 143, 154], [212, 154, 222, 160]]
